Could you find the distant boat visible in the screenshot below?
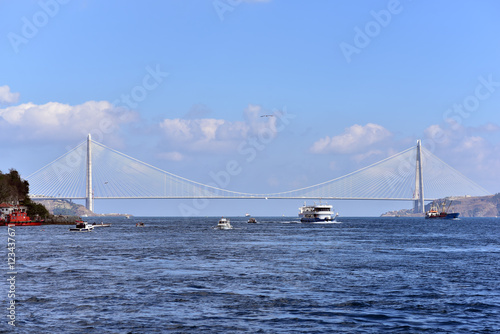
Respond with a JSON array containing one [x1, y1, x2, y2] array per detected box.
[[136, 222, 145, 227], [216, 217, 232, 230], [425, 200, 460, 220], [299, 202, 338, 223], [92, 222, 111, 227], [247, 217, 257, 223], [245, 213, 250, 217]]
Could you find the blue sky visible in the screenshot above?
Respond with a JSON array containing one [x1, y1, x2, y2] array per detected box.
[[1, 0, 499, 216]]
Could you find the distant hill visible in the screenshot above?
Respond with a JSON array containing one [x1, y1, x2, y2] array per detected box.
[[33, 199, 132, 217], [34, 199, 94, 216], [382, 194, 500, 217]]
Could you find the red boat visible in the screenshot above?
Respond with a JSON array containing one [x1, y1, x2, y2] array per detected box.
[[0, 208, 42, 226]]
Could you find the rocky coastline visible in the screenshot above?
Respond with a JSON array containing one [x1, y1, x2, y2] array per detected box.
[[381, 194, 500, 217]]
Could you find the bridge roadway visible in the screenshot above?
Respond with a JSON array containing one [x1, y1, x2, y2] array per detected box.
[[31, 195, 435, 201]]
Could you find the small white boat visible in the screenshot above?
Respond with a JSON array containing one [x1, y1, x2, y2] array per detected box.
[[92, 222, 111, 227], [216, 217, 232, 230], [69, 221, 94, 232], [245, 213, 250, 217]]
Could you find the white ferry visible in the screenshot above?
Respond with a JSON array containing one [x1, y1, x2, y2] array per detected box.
[[299, 202, 338, 223]]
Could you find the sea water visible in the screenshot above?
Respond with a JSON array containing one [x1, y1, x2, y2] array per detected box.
[[1, 217, 499, 333]]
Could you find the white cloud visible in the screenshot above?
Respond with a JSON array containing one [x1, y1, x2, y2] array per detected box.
[[158, 104, 279, 153], [450, 135, 491, 175], [352, 149, 385, 163], [0, 85, 20, 104], [473, 123, 500, 133], [157, 151, 184, 162], [424, 124, 454, 147], [461, 136, 485, 150], [160, 118, 226, 143], [310, 123, 392, 154], [423, 122, 500, 192], [423, 121, 500, 153], [0, 100, 136, 142]]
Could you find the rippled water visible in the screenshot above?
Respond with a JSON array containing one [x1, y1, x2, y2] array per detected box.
[[2, 217, 500, 333]]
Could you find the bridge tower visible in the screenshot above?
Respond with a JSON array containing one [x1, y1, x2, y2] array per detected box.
[[86, 134, 93, 212], [413, 139, 425, 213]]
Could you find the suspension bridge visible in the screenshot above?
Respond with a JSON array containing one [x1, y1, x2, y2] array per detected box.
[[26, 135, 490, 213]]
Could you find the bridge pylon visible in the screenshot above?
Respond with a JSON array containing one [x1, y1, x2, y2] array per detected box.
[[413, 139, 425, 213], [86, 134, 93, 212]]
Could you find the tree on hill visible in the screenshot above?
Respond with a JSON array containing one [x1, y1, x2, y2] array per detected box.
[[0, 169, 50, 219], [25, 198, 50, 219], [0, 169, 29, 203]]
